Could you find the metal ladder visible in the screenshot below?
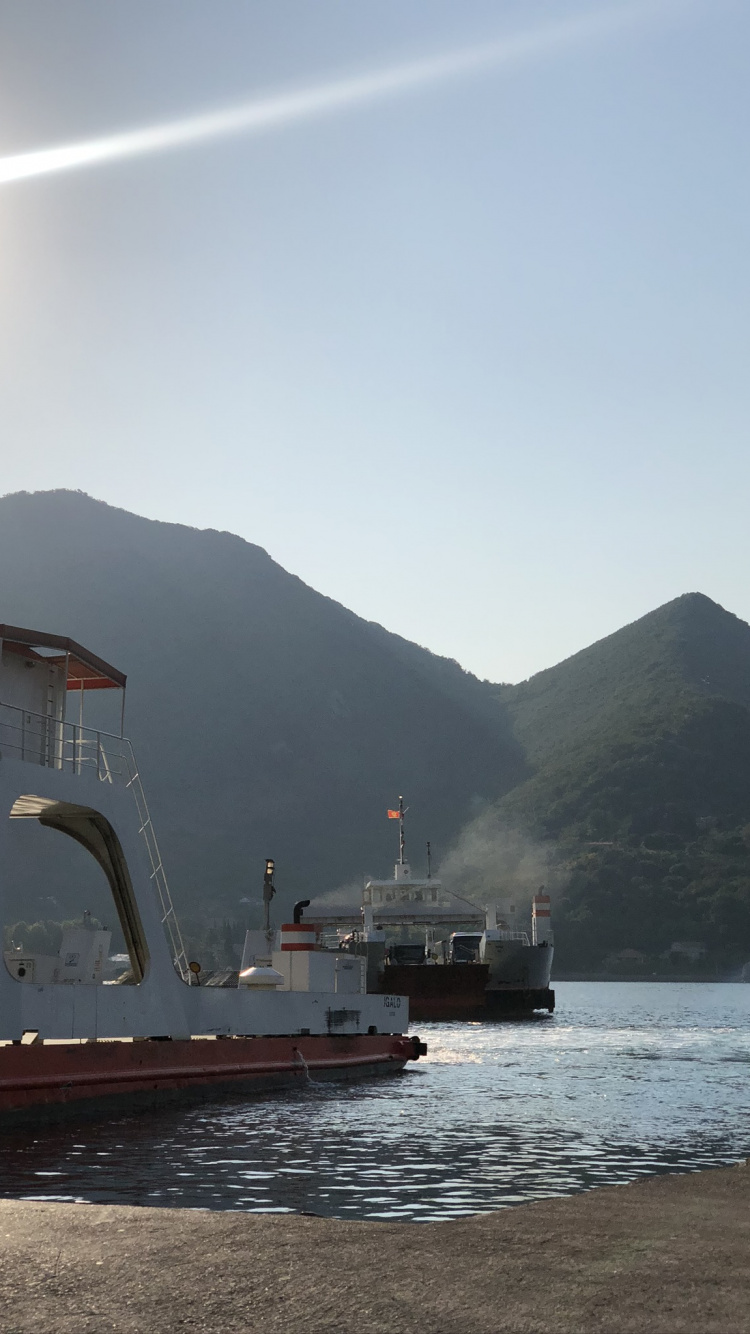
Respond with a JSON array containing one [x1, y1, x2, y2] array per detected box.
[[122, 744, 192, 984]]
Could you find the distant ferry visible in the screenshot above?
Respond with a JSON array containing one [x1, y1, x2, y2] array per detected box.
[[0, 624, 424, 1121], [311, 799, 555, 1019]]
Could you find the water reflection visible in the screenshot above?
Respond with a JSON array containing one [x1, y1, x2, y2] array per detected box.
[[1, 982, 749, 1221]]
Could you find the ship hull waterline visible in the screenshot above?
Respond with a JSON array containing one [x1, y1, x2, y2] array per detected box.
[[0, 1033, 422, 1124], [396, 989, 555, 1021], [378, 964, 555, 1020]]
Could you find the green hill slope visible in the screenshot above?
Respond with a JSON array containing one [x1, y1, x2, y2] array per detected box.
[[2, 490, 749, 975], [498, 592, 750, 758], [490, 595, 750, 973], [0, 489, 524, 928]]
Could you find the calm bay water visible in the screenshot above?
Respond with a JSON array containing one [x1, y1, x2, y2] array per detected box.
[[1, 982, 749, 1222]]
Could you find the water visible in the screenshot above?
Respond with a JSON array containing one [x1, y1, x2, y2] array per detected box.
[[2, 982, 749, 1222]]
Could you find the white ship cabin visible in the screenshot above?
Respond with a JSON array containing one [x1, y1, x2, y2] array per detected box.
[[0, 624, 202, 991], [307, 861, 485, 932], [0, 623, 127, 770], [363, 861, 484, 927], [365, 866, 446, 908], [0, 626, 134, 987]]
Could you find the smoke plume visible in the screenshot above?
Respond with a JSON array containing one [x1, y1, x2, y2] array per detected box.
[[437, 805, 563, 914]]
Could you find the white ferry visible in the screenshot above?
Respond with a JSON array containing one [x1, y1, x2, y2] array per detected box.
[[0, 624, 424, 1120]]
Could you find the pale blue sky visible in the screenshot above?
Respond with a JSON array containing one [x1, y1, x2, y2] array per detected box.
[[0, 0, 748, 681]]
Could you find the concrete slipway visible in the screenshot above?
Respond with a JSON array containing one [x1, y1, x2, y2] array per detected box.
[[0, 1163, 748, 1333]]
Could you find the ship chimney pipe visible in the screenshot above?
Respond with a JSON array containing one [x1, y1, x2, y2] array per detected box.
[[293, 899, 311, 925], [532, 888, 552, 946]]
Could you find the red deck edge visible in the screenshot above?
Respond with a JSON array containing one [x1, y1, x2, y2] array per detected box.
[[0, 1033, 422, 1115]]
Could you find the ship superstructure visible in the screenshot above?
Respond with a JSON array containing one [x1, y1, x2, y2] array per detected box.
[[311, 798, 555, 1017], [0, 625, 423, 1119]]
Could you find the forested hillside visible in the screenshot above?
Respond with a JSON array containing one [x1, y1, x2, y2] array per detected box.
[[491, 595, 750, 973], [2, 490, 750, 974], [0, 489, 523, 927]]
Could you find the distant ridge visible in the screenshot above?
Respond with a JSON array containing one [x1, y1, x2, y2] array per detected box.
[[2, 488, 750, 973], [0, 489, 523, 920], [487, 592, 750, 971], [496, 591, 750, 760]]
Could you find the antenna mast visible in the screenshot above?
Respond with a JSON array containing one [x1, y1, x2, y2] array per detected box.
[[398, 794, 406, 865], [426, 840, 431, 879]]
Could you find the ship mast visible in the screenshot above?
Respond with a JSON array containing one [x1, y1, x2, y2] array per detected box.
[[388, 796, 410, 882]]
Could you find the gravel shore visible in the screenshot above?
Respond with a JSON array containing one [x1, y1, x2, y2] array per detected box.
[[0, 1162, 748, 1333]]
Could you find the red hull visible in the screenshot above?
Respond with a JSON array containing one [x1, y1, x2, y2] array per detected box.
[[0, 1033, 422, 1121]]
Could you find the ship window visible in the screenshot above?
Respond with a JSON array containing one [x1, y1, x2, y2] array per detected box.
[[373, 889, 382, 904], [4, 795, 148, 985]]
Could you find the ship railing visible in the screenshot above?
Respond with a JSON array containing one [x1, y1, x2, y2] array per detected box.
[[493, 931, 531, 946], [0, 702, 130, 781], [0, 701, 192, 985]]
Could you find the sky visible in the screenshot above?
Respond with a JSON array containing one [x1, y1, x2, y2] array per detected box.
[[0, 0, 748, 683]]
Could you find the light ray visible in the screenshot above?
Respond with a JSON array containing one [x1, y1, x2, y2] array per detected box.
[[0, 2, 691, 187]]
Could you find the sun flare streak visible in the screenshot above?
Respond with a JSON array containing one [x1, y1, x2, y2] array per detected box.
[[0, 2, 691, 187]]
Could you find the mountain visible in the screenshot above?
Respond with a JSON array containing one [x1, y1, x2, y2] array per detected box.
[[0, 489, 524, 928], [486, 594, 750, 972], [3, 489, 750, 975], [498, 591, 750, 763]]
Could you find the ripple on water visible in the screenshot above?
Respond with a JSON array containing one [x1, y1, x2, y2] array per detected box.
[[2, 983, 750, 1221]]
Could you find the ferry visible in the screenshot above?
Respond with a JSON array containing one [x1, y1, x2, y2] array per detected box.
[[311, 799, 555, 1019], [0, 624, 424, 1121]]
